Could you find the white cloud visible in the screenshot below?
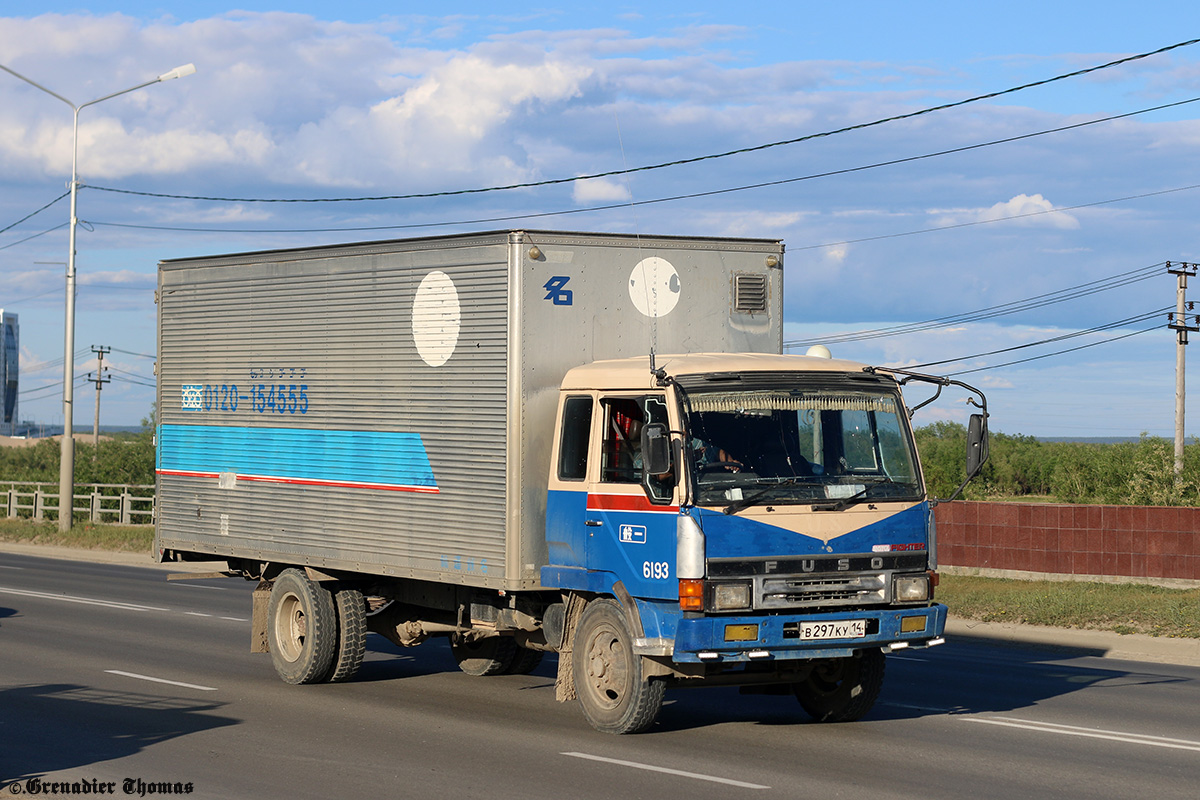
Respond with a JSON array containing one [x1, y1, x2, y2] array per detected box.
[[79, 270, 154, 286], [573, 177, 630, 203], [824, 244, 848, 264], [929, 193, 1080, 230]]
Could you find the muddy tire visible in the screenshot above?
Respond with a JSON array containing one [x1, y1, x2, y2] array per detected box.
[[793, 648, 886, 722], [323, 586, 367, 683], [267, 569, 337, 685], [572, 599, 665, 734]]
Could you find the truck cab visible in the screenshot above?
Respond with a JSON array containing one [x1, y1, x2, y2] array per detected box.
[[542, 352, 986, 733]]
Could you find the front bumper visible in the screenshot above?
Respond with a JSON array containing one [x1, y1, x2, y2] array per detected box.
[[667, 603, 948, 663]]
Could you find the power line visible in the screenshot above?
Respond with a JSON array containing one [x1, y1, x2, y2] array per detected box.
[[944, 325, 1160, 376], [83, 95, 1200, 239], [17, 374, 90, 400], [83, 38, 1200, 206], [106, 365, 155, 382], [785, 262, 1166, 348], [908, 307, 1171, 369], [0, 222, 67, 251], [18, 348, 94, 376], [109, 346, 156, 359], [0, 191, 70, 235], [109, 373, 156, 388], [0, 286, 62, 306]]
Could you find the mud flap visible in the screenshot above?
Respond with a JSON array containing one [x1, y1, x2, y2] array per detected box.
[[554, 592, 589, 702], [251, 579, 271, 653]]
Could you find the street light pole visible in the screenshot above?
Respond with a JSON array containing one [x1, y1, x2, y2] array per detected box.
[[1, 62, 196, 531]]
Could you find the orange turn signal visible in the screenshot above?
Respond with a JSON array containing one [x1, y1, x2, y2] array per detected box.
[[679, 578, 704, 611]]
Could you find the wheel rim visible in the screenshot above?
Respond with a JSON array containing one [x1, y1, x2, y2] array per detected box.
[[274, 591, 306, 663], [581, 622, 629, 710], [807, 661, 847, 697]]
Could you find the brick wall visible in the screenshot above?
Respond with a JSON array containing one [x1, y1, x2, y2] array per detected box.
[[934, 501, 1200, 582]]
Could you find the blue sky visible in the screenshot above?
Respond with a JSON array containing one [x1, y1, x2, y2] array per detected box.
[[2, 3, 1199, 436]]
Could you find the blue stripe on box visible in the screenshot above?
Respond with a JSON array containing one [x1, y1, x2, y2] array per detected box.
[[157, 424, 438, 492]]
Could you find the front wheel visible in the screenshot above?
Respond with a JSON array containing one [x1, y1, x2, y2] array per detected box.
[[572, 599, 665, 734], [793, 648, 886, 722]]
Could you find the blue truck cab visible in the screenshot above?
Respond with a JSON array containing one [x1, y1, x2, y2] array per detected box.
[[542, 352, 986, 733]]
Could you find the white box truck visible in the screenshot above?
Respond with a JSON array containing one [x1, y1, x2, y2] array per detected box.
[[156, 229, 986, 733]]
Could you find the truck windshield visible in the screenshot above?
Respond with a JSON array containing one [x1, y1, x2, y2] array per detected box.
[[684, 384, 921, 509]]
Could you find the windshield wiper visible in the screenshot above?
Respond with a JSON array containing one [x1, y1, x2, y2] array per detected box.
[[722, 478, 803, 516], [811, 477, 898, 512]]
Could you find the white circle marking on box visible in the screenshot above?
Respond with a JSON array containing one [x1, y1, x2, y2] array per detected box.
[[412, 270, 461, 367], [628, 256, 681, 318]]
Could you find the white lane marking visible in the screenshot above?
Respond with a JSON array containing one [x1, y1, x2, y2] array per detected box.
[[220, 616, 248, 621], [0, 564, 25, 569], [562, 752, 770, 790], [884, 701, 955, 713], [105, 670, 217, 692], [185, 611, 213, 617], [0, 586, 169, 612], [965, 717, 1200, 752]]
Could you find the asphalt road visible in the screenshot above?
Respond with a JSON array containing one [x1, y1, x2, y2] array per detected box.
[[2, 552, 1198, 799]]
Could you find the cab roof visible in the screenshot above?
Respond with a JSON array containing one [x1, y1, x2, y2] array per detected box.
[[559, 353, 879, 391]]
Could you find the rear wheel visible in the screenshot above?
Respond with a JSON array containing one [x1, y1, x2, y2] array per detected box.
[[267, 569, 337, 685], [793, 648, 886, 722], [572, 599, 665, 734], [504, 646, 544, 675], [451, 636, 520, 676], [323, 586, 367, 683]]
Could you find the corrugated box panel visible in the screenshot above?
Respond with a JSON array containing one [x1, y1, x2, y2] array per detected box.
[[157, 236, 511, 587]]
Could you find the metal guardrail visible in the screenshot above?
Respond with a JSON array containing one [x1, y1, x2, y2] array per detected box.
[[1, 481, 155, 525]]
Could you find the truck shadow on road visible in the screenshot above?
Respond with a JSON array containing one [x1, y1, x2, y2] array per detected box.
[[613, 639, 1193, 734], [647, 638, 1193, 732], [284, 633, 1194, 735], [0, 683, 238, 783]]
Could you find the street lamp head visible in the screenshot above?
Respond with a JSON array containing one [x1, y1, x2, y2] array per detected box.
[[158, 63, 197, 82]]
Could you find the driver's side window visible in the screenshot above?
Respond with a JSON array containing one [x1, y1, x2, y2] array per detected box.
[[599, 395, 675, 503]]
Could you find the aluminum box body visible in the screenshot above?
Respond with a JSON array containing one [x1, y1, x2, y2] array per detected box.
[[155, 230, 783, 590]]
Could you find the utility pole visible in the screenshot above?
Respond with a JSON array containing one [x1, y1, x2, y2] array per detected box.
[[88, 345, 111, 447], [1167, 262, 1199, 482]]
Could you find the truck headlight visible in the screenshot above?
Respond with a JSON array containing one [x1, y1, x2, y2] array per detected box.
[[712, 582, 752, 611], [894, 575, 930, 602]]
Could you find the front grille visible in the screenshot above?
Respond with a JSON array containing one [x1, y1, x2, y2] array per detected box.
[[757, 572, 888, 609]]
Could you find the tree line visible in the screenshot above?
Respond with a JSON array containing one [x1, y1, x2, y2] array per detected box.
[[3, 418, 1197, 506], [917, 422, 1200, 506]]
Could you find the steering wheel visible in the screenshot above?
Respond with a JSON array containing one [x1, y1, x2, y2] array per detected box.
[[700, 460, 743, 474]]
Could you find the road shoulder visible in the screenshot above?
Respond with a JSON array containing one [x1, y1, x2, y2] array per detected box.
[[946, 618, 1200, 668]]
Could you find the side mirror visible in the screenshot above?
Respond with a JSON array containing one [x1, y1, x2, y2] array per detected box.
[[641, 422, 672, 476], [966, 413, 989, 478]]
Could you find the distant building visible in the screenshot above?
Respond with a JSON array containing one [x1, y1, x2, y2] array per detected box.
[[1, 310, 16, 436]]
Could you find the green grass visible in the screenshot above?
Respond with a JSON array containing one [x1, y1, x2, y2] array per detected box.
[[0, 517, 153, 553], [939, 575, 1200, 639]]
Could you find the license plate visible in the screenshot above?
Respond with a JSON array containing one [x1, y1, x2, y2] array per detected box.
[[798, 619, 867, 640]]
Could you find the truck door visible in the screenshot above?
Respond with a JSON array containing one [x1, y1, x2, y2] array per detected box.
[[585, 395, 677, 599]]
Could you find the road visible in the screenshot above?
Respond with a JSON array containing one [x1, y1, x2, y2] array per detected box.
[[1, 551, 1198, 799]]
